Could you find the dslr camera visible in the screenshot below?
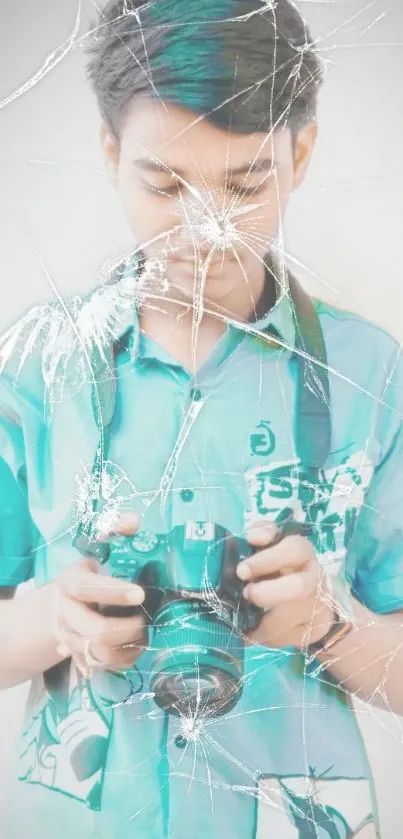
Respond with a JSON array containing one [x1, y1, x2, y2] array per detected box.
[[74, 521, 264, 717]]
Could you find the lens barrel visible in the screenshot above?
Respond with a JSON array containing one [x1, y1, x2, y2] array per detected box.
[[149, 599, 244, 717]]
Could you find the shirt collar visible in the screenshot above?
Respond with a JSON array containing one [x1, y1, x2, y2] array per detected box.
[[228, 281, 296, 353], [217, 259, 296, 353], [117, 256, 296, 362]]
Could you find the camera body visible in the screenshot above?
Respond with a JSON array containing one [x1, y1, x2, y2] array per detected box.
[[74, 521, 263, 716]]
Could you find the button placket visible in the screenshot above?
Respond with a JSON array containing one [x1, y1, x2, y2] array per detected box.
[[189, 386, 202, 402], [171, 383, 207, 519]]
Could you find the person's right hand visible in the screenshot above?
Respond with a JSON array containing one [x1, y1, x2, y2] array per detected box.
[[54, 512, 147, 678]]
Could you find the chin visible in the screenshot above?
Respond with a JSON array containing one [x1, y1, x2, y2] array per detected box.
[[169, 280, 230, 305], [165, 259, 240, 300]]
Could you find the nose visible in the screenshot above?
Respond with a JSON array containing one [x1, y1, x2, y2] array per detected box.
[[175, 192, 235, 259]]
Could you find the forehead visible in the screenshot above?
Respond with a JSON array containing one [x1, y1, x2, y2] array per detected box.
[[119, 97, 291, 172]]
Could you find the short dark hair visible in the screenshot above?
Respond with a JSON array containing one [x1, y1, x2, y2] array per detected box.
[[85, 0, 324, 140]]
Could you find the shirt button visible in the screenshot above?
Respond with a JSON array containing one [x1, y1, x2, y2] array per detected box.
[[180, 489, 194, 503], [190, 387, 202, 401], [174, 735, 188, 749]]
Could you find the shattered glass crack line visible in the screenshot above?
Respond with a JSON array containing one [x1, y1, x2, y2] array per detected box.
[[1, 0, 403, 838]]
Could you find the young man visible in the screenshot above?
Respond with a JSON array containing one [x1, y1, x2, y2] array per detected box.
[[1, 1, 403, 837]]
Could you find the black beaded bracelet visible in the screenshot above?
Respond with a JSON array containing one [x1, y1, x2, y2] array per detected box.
[[304, 609, 354, 660]]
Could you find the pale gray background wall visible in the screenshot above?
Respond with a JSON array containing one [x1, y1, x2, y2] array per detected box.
[[1, 1, 403, 836]]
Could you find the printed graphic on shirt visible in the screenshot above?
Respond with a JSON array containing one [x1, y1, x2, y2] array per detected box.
[[250, 421, 276, 457], [18, 668, 114, 810], [17, 453, 375, 816], [245, 451, 374, 569], [255, 775, 377, 838]]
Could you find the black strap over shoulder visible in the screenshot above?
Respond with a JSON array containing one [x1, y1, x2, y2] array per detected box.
[[287, 272, 331, 468], [91, 268, 332, 467], [53, 262, 332, 712], [80, 263, 332, 545]]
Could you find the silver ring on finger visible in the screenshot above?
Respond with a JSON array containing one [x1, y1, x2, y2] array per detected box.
[[83, 638, 105, 670]]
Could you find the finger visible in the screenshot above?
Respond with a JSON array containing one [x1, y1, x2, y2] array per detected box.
[[247, 600, 333, 648], [245, 610, 303, 649], [247, 600, 311, 639], [58, 559, 144, 606], [94, 635, 148, 670], [243, 564, 319, 609], [83, 633, 148, 672], [245, 607, 293, 648], [237, 535, 314, 582], [246, 521, 278, 548], [60, 631, 147, 676], [54, 630, 93, 678], [59, 596, 147, 648], [109, 511, 142, 537]]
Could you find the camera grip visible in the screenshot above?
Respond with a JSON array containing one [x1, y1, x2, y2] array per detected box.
[[97, 602, 144, 619], [271, 519, 313, 544]]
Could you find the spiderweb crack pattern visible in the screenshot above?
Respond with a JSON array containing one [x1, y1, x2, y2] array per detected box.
[[1, 1, 402, 837]]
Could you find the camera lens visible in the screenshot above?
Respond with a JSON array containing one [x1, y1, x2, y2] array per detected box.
[[149, 599, 244, 717]]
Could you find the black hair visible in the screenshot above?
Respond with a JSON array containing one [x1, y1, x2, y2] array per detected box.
[[85, 0, 324, 139]]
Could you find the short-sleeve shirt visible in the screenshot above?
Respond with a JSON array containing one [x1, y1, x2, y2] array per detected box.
[[1, 268, 403, 839]]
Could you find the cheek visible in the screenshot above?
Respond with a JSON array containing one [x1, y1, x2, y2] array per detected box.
[[120, 186, 159, 241], [236, 190, 289, 250], [116, 173, 172, 248]]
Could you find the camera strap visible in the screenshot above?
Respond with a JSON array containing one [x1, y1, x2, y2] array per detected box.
[[77, 263, 331, 545], [43, 265, 331, 807], [47, 263, 331, 717], [287, 271, 331, 468]]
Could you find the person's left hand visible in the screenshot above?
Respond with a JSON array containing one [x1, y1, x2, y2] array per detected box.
[[236, 522, 334, 650]]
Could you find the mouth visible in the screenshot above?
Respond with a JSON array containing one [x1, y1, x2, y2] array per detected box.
[[175, 257, 231, 272]]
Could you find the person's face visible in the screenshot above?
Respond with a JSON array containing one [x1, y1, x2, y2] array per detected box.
[[101, 98, 317, 308]]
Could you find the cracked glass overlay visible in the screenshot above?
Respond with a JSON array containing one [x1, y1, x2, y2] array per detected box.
[[0, 2, 403, 838]]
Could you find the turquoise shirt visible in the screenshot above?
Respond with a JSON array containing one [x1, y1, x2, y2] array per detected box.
[[1, 269, 403, 838]]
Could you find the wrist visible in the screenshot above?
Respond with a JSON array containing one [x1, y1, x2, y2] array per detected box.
[[303, 609, 354, 661], [0, 582, 66, 689], [304, 602, 334, 647], [302, 575, 357, 661]]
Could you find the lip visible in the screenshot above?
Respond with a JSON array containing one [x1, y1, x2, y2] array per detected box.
[[176, 258, 230, 270]]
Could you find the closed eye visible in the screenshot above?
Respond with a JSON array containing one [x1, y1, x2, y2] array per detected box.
[[229, 184, 266, 197], [142, 181, 182, 197]]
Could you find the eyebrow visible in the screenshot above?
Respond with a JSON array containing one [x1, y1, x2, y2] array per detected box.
[[131, 158, 274, 177]]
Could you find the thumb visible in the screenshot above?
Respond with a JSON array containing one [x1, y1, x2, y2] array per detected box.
[[80, 555, 101, 574], [111, 511, 142, 537], [246, 521, 278, 548]]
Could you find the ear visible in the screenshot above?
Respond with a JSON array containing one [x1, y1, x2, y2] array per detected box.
[[292, 122, 318, 190], [100, 123, 120, 187]]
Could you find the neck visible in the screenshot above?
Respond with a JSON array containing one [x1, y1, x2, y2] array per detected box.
[[137, 258, 277, 372], [141, 257, 276, 325]]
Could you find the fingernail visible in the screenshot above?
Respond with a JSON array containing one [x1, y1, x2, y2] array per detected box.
[[243, 585, 251, 600], [114, 511, 142, 535], [247, 524, 277, 542], [126, 587, 144, 604], [237, 562, 251, 581], [56, 643, 70, 657]]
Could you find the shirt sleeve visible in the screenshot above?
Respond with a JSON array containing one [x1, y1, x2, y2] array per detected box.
[[0, 370, 40, 587], [345, 346, 403, 614]]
